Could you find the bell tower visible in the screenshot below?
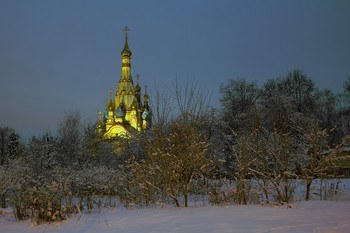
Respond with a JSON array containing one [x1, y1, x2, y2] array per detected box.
[[115, 26, 137, 110]]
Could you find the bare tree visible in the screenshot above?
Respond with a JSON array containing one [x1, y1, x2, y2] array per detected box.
[[0, 127, 22, 208], [151, 83, 173, 128], [342, 76, 350, 109], [131, 120, 212, 207], [261, 70, 321, 135], [300, 126, 350, 200], [172, 79, 212, 120], [337, 77, 350, 138], [0, 127, 20, 165], [129, 80, 214, 207], [282, 70, 319, 114], [232, 132, 255, 205], [220, 79, 261, 133], [57, 111, 82, 165], [235, 129, 299, 204]]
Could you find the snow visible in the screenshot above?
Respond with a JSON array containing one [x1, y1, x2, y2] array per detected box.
[[1, 201, 350, 233]]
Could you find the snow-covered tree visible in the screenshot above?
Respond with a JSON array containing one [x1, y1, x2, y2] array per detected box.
[[233, 129, 299, 204], [0, 127, 22, 166], [81, 122, 119, 167], [0, 127, 23, 208], [0, 135, 79, 222], [131, 119, 212, 207], [129, 80, 214, 207], [220, 79, 261, 134], [300, 126, 350, 200]]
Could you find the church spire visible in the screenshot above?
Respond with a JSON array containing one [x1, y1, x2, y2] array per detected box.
[[121, 26, 132, 56], [115, 26, 136, 110]]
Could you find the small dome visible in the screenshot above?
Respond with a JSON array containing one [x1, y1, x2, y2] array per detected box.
[[135, 84, 141, 92], [97, 121, 104, 128], [115, 106, 125, 117], [107, 99, 114, 111], [142, 109, 149, 120]]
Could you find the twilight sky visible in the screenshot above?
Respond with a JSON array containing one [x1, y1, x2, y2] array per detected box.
[[0, 0, 349, 139]]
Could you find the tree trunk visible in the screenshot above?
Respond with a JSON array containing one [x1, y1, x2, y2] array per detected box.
[[173, 198, 180, 207], [0, 193, 6, 208], [0, 132, 5, 165], [184, 194, 188, 207], [306, 179, 312, 201], [184, 178, 192, 207], [170, 189, 180, 207]]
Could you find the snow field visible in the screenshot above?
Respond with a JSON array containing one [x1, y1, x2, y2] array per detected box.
[[1, 179, 350, 233], [1, 201, 350, 233]]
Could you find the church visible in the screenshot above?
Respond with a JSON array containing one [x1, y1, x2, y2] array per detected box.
[[97, 27, 151, 138]]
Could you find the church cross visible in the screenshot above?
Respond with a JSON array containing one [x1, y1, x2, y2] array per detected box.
[[109, 88, 113, 99], [136, 73, 140, 85], [123, 26, 130, 39]]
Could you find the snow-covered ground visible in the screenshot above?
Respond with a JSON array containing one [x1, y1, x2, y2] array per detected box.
[[1, 179, 350, 233], [1, 201, 350, 233]]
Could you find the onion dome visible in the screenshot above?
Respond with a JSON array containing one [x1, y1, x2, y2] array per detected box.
[[107, 99, 114, 111], [115, 106, 125, 118], [121, 39, 132, 56], [135, 84, 141, 92], [97, 121, 103, 129], [134, 74, 141, 97], [143, 94, 149, 107], [97, 111, 104, 129], [142, 109, 149, 120]]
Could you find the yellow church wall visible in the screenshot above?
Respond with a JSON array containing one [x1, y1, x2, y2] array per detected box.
[[104, 124, 129, 138]]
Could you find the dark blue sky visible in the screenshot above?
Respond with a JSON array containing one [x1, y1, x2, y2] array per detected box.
[[1, 0, 349, 139]]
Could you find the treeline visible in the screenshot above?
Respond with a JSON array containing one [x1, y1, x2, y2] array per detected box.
[[0, 70, 349, 223], [220, 70, 349, 147]]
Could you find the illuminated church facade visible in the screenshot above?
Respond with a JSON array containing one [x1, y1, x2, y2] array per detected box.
[[97, 27, 151, 138]]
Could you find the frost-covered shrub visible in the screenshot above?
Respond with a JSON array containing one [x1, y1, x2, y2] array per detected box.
[[0, 166, 8, 208], [188, 178, 210, 206], [312, 179, 344, 201], [208, 179, 261, 205], [7, 163, 76, 223], [1, 157, 31, 220], [208, 179, 235, 205], [69, 165, 126, 211], [1, 136, 79, 223], [129, 120, 213, 208]]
